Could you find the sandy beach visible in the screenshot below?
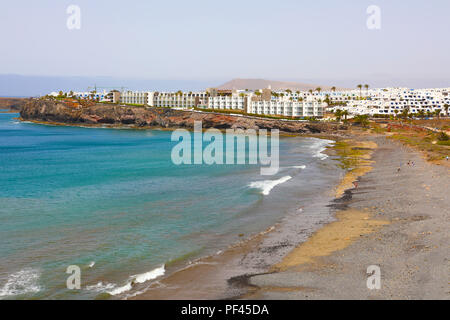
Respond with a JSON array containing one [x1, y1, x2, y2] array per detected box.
[[132, 134, 449, 300], [246, 136, 449, 299]]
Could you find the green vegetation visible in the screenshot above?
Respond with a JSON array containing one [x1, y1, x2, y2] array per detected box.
[[377, 122, 450, 161], [437, 131, 449, 141], [353, 115, 369, 127], [437, 140, 450, 146], [193, 107, 244, 115], [333, 140, 365, 170]]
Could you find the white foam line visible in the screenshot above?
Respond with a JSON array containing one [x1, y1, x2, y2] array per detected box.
[[310, 138, 334, 160], [0, 268, 41, 297], [107, 265, 165, 296], [249, 176, 292, 196]]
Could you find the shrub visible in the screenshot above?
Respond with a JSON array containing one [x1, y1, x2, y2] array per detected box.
[[437, 140, 450, 146], [437, 131, 449, 141]]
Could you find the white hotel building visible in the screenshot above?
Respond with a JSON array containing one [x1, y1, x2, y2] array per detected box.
[[247, 98, 324, 117], [55, 88, 326, 118], [153, 92, 208, 109], [326, 87, 450, 116], [120, 91, 151, 105], [208, 95, 246, 110], [206, 88, 324, 117]]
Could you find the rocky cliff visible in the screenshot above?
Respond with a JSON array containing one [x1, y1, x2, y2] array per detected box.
[[20, 99, 344, 134]]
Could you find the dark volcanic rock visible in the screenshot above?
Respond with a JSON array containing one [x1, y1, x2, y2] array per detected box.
[[20, 99, 343, 134]]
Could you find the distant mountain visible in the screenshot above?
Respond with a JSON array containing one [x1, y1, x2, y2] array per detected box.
[[0, 74, 216, 97], [216, 78, 345, 91]]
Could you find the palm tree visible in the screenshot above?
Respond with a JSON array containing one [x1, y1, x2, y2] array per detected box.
[[308, 89, 313, 95], [364, 84, 369, 97], [401, 107, 409, 119], [315, 87, 322, 94], [417, 109, 425, 119], [342, 110, 349, 121], [357, 84, 363, 98], [335, 109, 343, 122], [354, 115, 369, 127], [331, 86, 336, 92], [435, 109, 441, 119], [444, 104, 449, 116]]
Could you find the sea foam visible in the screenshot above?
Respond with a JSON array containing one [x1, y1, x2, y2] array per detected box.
[[310, 139, 334, 160], [249, 176, 292, 196], [0, 268, 41, 298], [107, 265, 165, 296], [85, 281, 115, 292], [132, 265, 165, 284]]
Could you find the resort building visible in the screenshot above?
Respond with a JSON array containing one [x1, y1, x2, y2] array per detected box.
[[206, 89, 247, 111], [247, 96, 324, 117], [53, 86, 450, 119], [151, 91, 208, 109], [326, 87, 450, 116], [120, 91, 151, 105]]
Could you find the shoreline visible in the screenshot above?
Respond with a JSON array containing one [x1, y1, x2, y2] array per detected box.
[[8, 111, 448, 299], [129, 137, 369, 300], [8, 114, 348, 299], [132, 134, 449, 300], [244, 136, 449, 299]]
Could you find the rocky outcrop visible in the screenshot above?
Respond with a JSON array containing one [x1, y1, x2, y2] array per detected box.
[[20, 99, 345, 134]]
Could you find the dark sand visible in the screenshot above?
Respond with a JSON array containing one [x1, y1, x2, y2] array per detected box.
[[245, 136, 449, 300]]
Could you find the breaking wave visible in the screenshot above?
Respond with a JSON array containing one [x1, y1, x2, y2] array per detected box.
[[106, 265, 165, 296], [310, 139, 334, 160], [249, 176, 292, 196], [0, 268, 41, 298]]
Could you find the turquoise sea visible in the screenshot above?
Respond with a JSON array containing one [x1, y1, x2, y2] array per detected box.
[[0, 111, 341, 299]]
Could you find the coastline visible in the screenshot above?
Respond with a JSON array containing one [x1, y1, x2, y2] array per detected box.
[[8, 110, 448, 299], [132, 134, 449, 300], [129, 136, 368, 300], [243, 136, 449, 299]]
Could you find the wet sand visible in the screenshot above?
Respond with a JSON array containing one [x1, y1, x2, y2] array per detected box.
[[133, 136, 449, 300]]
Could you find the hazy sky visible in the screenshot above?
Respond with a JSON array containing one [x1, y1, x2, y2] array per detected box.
[[1, 0, 449, 88]]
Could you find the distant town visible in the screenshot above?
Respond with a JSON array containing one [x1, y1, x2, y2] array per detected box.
[[46, 86, 450, 120]]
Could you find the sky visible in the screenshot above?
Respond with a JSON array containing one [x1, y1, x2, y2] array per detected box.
[[0, 0, 449, 94]]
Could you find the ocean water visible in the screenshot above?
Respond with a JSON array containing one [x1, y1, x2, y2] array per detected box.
[[0, 112, 341, 299]]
